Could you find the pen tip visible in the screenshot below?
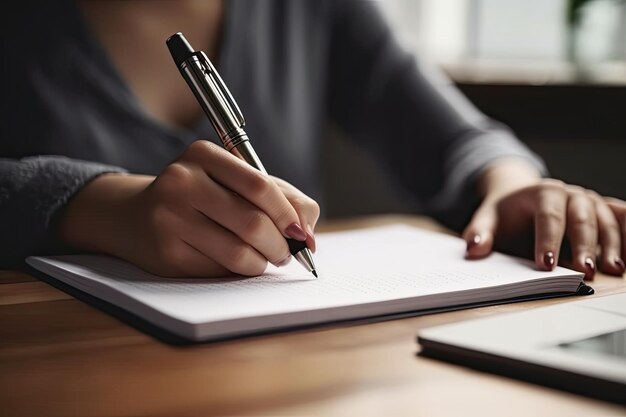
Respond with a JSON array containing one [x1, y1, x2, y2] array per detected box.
[[312, 270, 318, 278]]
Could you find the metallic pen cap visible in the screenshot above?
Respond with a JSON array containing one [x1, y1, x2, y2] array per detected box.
[[166, 31, 246, 143], [166, 32, 194, 68]]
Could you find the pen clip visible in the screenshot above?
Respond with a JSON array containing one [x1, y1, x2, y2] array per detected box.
[[197, 52, 245, 128]]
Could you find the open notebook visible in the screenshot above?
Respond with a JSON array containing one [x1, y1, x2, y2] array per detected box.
[[27, 225, 587, 341]]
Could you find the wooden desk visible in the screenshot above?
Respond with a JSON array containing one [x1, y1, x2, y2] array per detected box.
[[1, 216, 625, 417]]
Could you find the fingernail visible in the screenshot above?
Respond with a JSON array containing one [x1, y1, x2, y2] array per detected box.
[[273, 254, 292, 267], [584, 257, 596, 281], [285, 223, 307, 241], [543, 251, 555, 270], [615, 258, 625, 274], [466, 234, 481, 252]]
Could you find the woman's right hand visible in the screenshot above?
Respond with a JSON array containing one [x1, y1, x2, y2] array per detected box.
[[57, 140, 320, 277]]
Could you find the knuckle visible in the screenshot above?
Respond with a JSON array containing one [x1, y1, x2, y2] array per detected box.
[[569, 212, 593, 227], [159, 163, 194, 193], [291, 195, 320, 216], [537, 206, 564, 224], [150, 206, 176, 228], [242, 210, 269, 239], [536, 179, 566, 197], [225, 244, 267, 276], [542, 178, 565, 189], [568, 190, 590, 205], [169, 245, 189, 267], [289, 196, 308, 211], [186, 140, 217, 158], [225, 243, 253, 269], [247, 174, 273, 199], [163, 162, 192, 181], [270, 251, 290, 266], [235, 261, 267, 277], [586, 189, 601, 201], [246, 261, 268, 277], [567, 185, 586, 196], [312, 199, 321, 215], [159, 240, 187, 267], [309, 201, 321, 221]]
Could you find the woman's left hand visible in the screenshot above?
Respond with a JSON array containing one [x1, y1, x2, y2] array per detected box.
[[463, 161, 626, 281]]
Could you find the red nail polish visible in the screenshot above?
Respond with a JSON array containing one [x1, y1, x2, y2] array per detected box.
[[584, 257, 595, 281], [615, 258, 625, 274], [543, 251, 555, 270], [466, 234, 481, 252], [285, 223, 307, 241]]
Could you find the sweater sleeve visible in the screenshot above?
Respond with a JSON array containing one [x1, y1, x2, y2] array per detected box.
[[326, 0, 546, 230], [0, 156, 126, 267]]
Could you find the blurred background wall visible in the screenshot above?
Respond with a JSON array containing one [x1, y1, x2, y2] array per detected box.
[[322, 0, 626, 218]]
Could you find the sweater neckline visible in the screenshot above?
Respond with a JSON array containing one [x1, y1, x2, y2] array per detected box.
[[68, 0, 237, 143]]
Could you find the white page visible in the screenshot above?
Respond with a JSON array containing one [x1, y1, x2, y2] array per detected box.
[[28, 225, 582, 326]]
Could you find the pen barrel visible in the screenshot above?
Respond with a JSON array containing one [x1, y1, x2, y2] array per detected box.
[[230, 138, 267, 174], [181, 57, 243, 146], [168, 33, 317, 276]]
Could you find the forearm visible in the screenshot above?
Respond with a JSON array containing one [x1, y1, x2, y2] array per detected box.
[[0, 157, 126, 266]]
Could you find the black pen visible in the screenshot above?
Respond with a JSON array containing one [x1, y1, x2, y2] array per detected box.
[[166, 32, 317, 277]]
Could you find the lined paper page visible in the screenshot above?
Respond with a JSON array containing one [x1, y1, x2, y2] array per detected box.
[[28, 225, 582, 325]]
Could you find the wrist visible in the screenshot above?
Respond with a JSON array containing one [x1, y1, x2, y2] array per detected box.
[[478, 158, 542, 201], [57, 173, 153, 256]]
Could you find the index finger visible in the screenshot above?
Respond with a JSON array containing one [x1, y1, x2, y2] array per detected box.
[[183, 141, 307, 241]]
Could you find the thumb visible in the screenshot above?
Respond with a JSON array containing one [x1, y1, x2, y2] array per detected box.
[[462, 202, 498, 259]]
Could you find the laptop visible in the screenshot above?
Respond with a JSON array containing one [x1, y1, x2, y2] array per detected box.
[[418, 292, 626, 404]]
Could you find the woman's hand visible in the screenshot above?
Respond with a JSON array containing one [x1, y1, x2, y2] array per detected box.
[[463, 160, 625, 280], [57, 140, 320, 277]]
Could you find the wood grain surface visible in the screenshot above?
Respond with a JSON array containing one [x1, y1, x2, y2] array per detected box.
[[1, 215, 625, 417]]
